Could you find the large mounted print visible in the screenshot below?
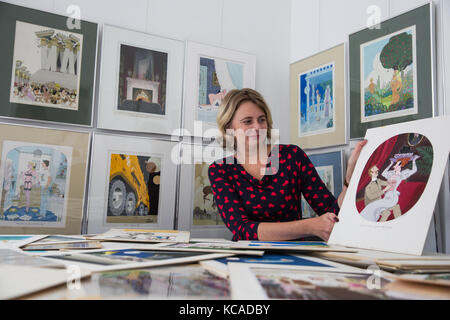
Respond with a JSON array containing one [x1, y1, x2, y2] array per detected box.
[[177, 142, 233, 239], [97, 24, 184, 135], [349, 3, 434, 139], [301, 151, 343, 219], [329, 116, 450, 255], [0, 123, 90, 234], [290, 44, 346, 149], [86, 133, 178, 234], [183, 41, 256, 138], [0, 2, 98, 126]]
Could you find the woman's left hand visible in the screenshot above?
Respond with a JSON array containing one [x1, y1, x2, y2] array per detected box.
[[345, 140, 368, 185]]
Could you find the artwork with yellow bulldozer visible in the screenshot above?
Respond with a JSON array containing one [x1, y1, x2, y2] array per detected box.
[[106, 153, 161, 224]]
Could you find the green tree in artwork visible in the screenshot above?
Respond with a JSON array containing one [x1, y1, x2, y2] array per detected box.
[[380, 32, 413, 79]]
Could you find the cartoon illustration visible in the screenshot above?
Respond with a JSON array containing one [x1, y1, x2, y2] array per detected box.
[[360, 154, 418, 222], [10, 21, 83, 110], [117, 44, 167, 115], [299, 63, 335, 137], [197, 57, 244, 123], [0, 141, 72, 225], [356, 133, 433, 222], [193, 163, 222, 226], [106, 154, 161, 224]]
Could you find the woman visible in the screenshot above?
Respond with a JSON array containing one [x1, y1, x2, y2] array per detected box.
[[208, 88, 366, 241], [359, 154, 418, 222]]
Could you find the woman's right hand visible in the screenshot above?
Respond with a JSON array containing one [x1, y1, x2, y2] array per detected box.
[[308, 212, 338, 242]]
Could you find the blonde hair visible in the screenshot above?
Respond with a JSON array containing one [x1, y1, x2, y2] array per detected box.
[[216, 88, 273, 150]]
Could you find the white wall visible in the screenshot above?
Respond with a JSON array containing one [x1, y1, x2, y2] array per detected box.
[[290, 0, 450, 253]]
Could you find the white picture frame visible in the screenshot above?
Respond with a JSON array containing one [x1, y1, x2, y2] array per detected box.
[[86, 133, 179, 234], [183, 41, 256, 138], [177, 142, 233, 239], [96, 24, 184, 135], [329, 116, 450, 255]]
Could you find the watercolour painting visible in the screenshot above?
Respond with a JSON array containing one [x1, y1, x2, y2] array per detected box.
[[329, 116, 450, 255]]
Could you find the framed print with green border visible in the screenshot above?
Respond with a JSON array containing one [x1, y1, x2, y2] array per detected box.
[[0, 122, 91, 234], [349, 3, 435, 139], [290, 43, 346, 149], [0, 1, 98, 126]]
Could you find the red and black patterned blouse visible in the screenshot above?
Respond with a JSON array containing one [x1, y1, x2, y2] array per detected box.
[[208, 144, 340, 241]]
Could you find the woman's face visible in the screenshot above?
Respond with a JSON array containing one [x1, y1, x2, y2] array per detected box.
[[229, 101, 268, 150]]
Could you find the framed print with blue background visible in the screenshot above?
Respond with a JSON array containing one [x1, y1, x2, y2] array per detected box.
[[349, 3, 434, 139], [0, 122, 90, 235], [0, 1, 98, 126], [290, 43, 346, 149], [86, 133, 178, 235], [183, 41, 256, 138], [177, 142, 233, 240], [97, 25, 184, 135], [301, 150, 343, 219]]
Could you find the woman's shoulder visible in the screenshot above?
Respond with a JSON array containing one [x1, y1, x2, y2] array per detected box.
[[208, 155, 237, 171], [276, 144, 306, 157]]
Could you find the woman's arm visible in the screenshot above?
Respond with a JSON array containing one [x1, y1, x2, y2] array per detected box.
[[257, 212, 338, 241]]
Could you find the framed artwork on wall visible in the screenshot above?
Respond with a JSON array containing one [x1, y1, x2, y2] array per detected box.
[[183, 41, 256, 138], [329, 116, 450, 255], [0, 123, 90, 234], [290, 43, 346, 149], [97, 24, 184, 135], [349, 3, 435, 139], [0, 2, 98, 126], [177, 142, 233, 239], [86, 133, 179, 235], [301, 150, 344, 219]]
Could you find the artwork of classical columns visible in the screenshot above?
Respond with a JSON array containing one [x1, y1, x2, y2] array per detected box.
[[35, 29, 80, 75]]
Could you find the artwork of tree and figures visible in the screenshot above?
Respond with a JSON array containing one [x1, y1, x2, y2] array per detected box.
[[197, 56, 244, 124], [349, 3, 434, 139], [355, 133, 432, 223], [360, 26, 417, 123], [193, 162, 222, 226], [290, 43, 346, 149], [117, 44, 168, 115], [298, 63, 335, 137], [106, 153, 161, 225], [0, 140, 72, 228]]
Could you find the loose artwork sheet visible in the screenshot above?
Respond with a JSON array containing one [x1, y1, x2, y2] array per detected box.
[[329, 116, 450, 255], [200, 253, 364, 279], [43, 247, 233, 272], [87, 228, 190, 243], [24, 264, 230, 300], [0, 265, 91, 300], [228, 263, 391, 300], [234, 241, 356, 253]]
